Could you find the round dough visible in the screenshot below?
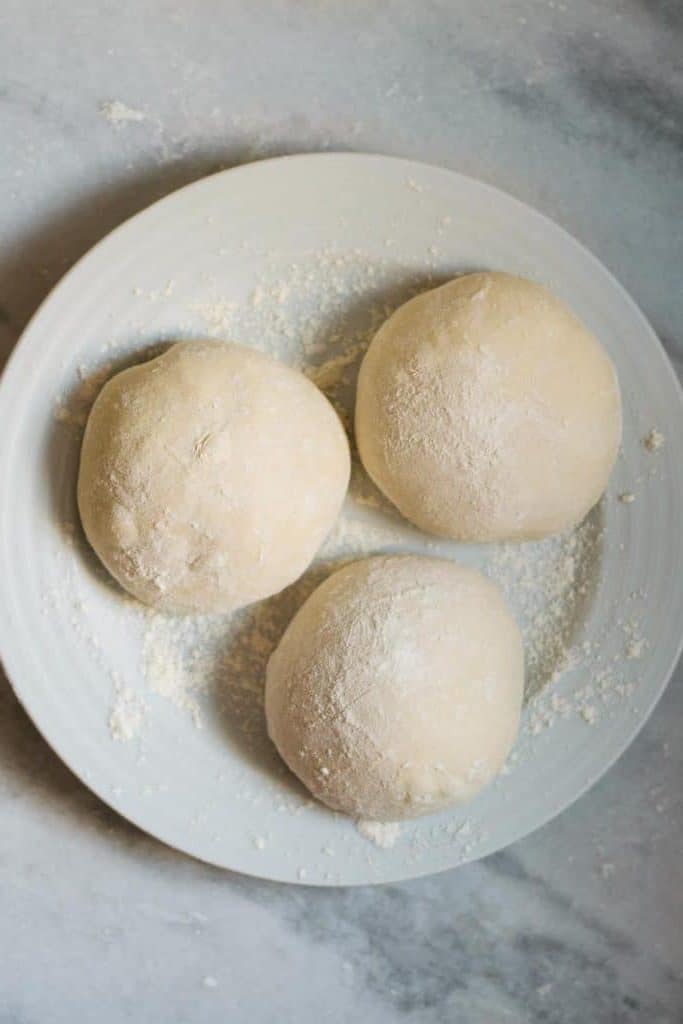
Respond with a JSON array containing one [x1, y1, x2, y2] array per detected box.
[[78, 341, 350, 613], [355, 272, 622, 541], [265, 555, 523, 820]]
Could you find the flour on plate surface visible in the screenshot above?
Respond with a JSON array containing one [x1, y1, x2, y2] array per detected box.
[[356, 820, 402, 849], [108, 685, 147, 742], [642, 428, 664, 452], [99, 100, 147, 125]]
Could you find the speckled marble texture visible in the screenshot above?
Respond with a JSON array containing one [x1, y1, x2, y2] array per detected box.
[[1, 2, 682, 1021]]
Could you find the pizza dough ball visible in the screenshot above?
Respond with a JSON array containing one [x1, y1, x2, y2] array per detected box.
[[265, 555, 523, 820], [78, 341, 350, 613], [355, 272, 622, 541]]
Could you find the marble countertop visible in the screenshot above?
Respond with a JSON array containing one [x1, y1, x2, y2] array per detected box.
[[1, 2, 682, 1021]]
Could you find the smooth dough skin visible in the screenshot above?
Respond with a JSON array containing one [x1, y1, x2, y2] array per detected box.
[[265, 555, 524, 820], [355, 272, 622, 541], [77, 341, 350, 614]]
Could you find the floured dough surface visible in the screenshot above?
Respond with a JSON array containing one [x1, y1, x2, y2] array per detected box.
[[265, 555, 524, 820], [355, 272, 622, 541], [77, 340, 350, 613]]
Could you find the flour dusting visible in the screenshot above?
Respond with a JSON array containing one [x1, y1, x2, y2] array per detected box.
[[100, 100, 146, 124], [642, 428, 664, 452], [356, 820, 402, 849], [486, 513, 601, 702], [108, 685, 146, 742]]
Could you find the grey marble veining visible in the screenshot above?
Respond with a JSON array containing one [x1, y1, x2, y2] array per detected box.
[[1, 2, 682, 1021]]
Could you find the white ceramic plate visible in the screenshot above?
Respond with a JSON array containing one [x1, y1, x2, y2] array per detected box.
[[1, 154, 682, 886]]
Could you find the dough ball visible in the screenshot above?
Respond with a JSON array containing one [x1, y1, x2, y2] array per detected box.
[[77, 341, 350, 613], [265, 555, 523, 820], [355, 272, 622, 541]]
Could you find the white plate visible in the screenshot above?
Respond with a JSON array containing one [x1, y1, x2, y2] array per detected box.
[[1, 154, 682, 886]]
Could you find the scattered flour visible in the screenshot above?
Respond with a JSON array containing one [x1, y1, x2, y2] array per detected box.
[[524, 657, 637, 737], [108, 686, 146, 742], [356, 820, 402, 849], [642, 428, 664, 452], [139, 586, 303, 740], [142, 613, 209, 728], [626, 638, 646, 659], [406, 818, 484, 864], [100, 100, 146, 124], [486, 513, 601, 702], [192, 298, 236, 337]]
